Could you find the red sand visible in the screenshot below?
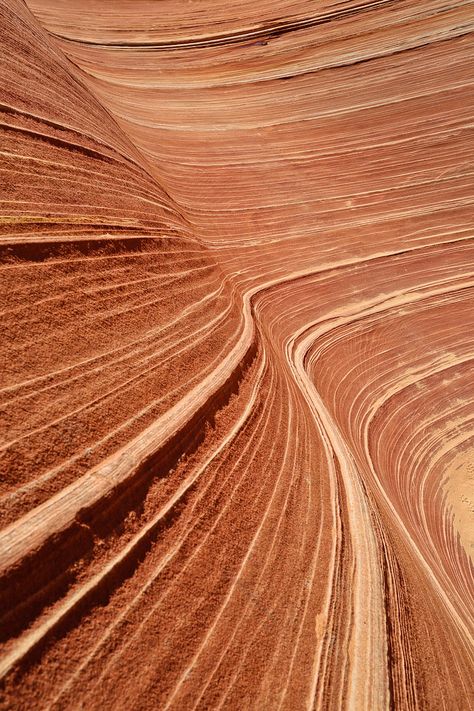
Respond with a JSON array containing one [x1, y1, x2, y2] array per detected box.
[[0, 1, 473, 708]]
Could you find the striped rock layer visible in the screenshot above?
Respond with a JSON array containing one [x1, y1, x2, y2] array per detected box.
[[0, 1, 473, 709]]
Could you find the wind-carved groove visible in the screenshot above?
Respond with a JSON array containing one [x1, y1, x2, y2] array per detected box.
[[318, 454, 354, 710], [51, 0, 398, 49], [0, 237, 169, 263], [0, 335, 258, 656]]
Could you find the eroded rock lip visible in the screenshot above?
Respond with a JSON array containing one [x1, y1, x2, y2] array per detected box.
[[1, 1, 473, 708]]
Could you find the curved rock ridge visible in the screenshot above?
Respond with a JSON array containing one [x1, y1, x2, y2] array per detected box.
[[0, 1, 473, 709]]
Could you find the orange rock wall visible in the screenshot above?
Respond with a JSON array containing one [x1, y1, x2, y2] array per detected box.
[[1, 1, 473, 708]]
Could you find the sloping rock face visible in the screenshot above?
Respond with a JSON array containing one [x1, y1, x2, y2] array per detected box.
[[0, 1, 473, 708]]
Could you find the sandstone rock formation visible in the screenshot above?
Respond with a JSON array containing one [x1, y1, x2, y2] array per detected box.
[[1, 1, 473, 708]]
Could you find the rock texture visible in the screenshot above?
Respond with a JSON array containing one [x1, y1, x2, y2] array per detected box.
[[0, 1, 473, 708]]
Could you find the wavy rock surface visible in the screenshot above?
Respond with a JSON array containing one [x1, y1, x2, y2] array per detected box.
[[0, 1, 473, 709]]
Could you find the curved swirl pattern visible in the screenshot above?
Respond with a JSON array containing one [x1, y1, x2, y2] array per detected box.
[[0, 1, 473, 709]]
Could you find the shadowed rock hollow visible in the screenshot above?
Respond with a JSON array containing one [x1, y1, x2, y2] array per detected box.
[[0, 1, 473, 709]]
